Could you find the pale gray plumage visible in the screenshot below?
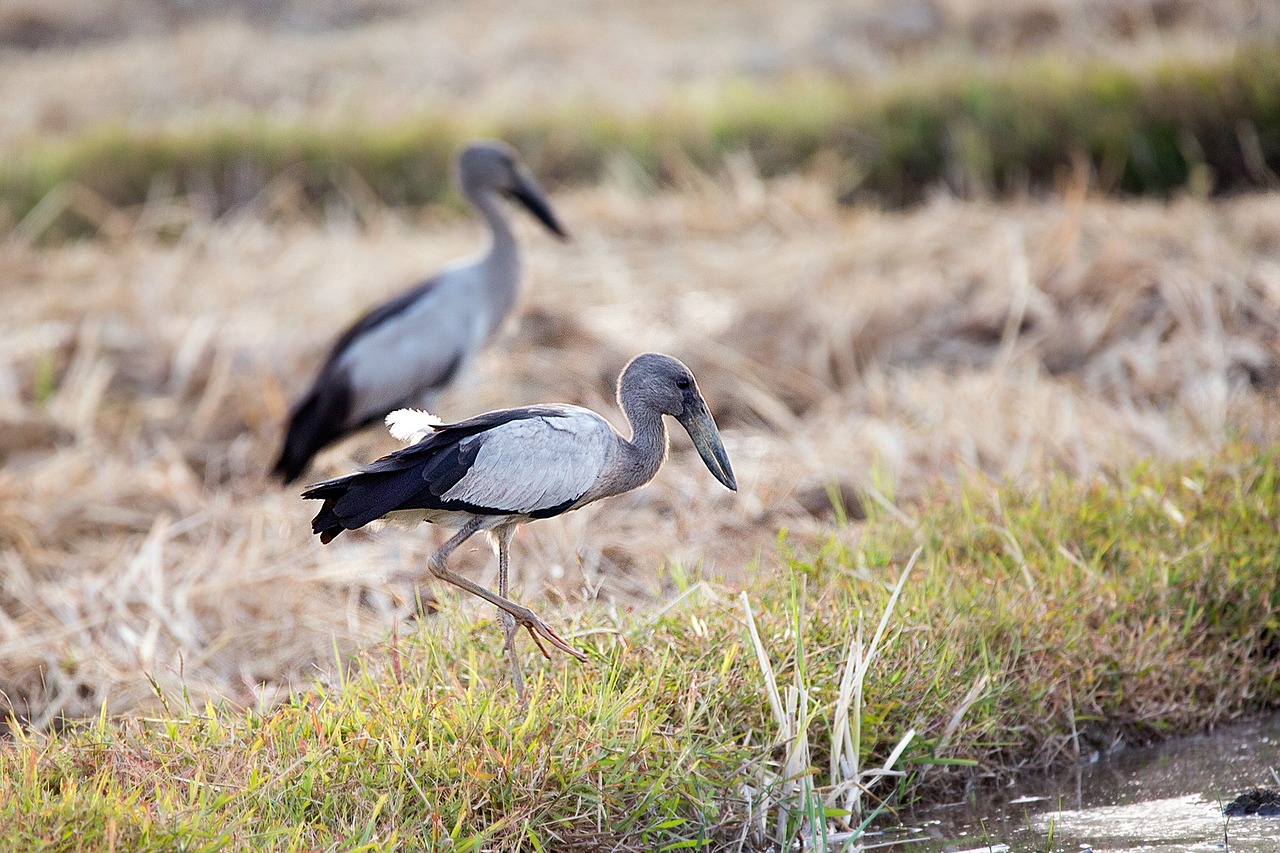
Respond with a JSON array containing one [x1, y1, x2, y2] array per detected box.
[[273, 140, 567, 483], [441, 412, 615, 513], [303, 353, 737, 697]]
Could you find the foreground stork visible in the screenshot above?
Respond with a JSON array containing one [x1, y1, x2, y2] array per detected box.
[[303, 353, 737, 697], [273, 140, 568, 483]]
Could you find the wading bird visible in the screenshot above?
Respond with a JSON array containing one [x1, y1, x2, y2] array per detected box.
[[303, 353, 737, 697], [273, 140, 568, 483]]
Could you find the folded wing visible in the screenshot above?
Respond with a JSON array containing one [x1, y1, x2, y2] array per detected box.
[[304, 405, 614, 541]]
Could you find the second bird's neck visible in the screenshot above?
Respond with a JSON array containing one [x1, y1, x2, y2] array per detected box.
[[470, 188, 518, 262], [470, 188, 521, 320]]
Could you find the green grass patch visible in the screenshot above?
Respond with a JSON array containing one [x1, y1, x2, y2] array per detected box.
[[2, 446, 1278, 849], [4, 44, 1280, 239]]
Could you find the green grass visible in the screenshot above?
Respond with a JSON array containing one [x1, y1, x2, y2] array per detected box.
[[4, 44, 1280, 239], [2, 446, 1279, 850]]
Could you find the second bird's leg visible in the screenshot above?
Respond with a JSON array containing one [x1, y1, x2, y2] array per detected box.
[[493, 526, 524, 700], [425, 520, 588, 663]]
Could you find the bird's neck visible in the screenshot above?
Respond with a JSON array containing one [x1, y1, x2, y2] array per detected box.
[[621, 401, 669, 487], [469, 188, 521, 320], [469, 188, 518, 261]]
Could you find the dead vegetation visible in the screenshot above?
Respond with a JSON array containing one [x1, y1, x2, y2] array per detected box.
[[8, 42, 1280, 231], [1, 167, 1279, 726], [0, 0, 1277, 155]]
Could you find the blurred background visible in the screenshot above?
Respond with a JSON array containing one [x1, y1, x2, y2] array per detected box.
[[1, 0, 1279, 727]]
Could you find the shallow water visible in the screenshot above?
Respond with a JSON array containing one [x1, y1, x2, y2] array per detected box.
[[872, 713, 1280, 852]]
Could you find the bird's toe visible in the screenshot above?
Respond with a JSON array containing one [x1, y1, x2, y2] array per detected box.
[[526, 619, 589, 663], [498, 610, 518, 654], [503, 603, 587, 663]]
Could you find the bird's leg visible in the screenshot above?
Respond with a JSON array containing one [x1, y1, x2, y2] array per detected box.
[[494, 527, 517, 652], [494, 533, 552, 658], [494, 526, 525, 701], [426, 521, 588, 663]]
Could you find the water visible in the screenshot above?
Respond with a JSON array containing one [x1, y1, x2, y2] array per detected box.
[[871, 714, 1280, 852]]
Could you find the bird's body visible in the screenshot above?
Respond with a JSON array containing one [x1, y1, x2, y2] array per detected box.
[[303, 353, 737, 697], [274, 140, 567, 483], [309, 404, 621, 538]]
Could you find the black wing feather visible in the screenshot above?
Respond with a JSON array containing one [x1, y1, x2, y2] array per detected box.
[[272, 365, 354, 484]]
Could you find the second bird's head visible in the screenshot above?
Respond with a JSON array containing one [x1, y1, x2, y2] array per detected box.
[[456, 140, 569, 239]]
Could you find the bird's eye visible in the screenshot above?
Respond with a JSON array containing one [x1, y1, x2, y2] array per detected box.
[[675, 377, 691, 390]]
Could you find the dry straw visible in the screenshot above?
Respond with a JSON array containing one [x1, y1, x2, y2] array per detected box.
[[0, 0, 1277, 153], [1, 167, 1279, 726]]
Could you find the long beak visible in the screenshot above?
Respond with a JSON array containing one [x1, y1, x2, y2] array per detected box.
[[678, 400, 737, 492], [508, 173, 569, 240]]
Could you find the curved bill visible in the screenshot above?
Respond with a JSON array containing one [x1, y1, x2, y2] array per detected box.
[[677, 400, 738, 492], [508, 173, 569, 239]]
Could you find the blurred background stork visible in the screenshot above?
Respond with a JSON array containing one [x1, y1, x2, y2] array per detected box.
[[273, 139, 568, 483]]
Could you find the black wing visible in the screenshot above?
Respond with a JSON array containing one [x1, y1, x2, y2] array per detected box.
[[272, 362, 355, 484], [302, 406, 573, 543]]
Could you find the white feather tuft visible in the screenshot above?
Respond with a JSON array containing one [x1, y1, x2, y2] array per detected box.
[[385, 408, 443, 444]]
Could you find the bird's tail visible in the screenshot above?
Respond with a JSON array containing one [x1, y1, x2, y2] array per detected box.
[[273, 380, 352, 484], [300, 477, 353, 544]]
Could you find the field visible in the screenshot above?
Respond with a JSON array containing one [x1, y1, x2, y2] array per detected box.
[[2, 1, 1280, 849]]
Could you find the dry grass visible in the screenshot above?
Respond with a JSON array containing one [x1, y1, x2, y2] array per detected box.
[[0, 0, 1277, 154], [2, 167, 1279, 726]]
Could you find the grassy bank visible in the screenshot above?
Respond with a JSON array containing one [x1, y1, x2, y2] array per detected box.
[[2, 446, 1277, 850], [2, 44, 1280, 237]]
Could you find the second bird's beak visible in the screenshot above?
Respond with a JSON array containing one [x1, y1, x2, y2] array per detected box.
[[678, 400, 738, 492], [508, 173, 569, 240]]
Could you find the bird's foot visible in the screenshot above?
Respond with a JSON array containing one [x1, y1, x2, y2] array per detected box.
[[524, 620, 589, 663], [505, 604, 588, 663]]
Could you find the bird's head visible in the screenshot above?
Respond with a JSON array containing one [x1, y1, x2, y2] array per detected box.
[[456, 140, 569, 239], [619, 353, 737, 491]]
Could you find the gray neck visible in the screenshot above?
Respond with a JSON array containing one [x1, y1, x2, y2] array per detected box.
[[468, 187, 521, 325], [576, 395, 669, 507], [619, 400, 668, 490]]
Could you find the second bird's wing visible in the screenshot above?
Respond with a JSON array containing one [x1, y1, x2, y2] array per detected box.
[[337, 270, 490, 425]]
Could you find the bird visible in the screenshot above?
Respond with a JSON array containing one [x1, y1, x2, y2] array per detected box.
[[273, 139, 569, 483], [302, 353, 738, 697]]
